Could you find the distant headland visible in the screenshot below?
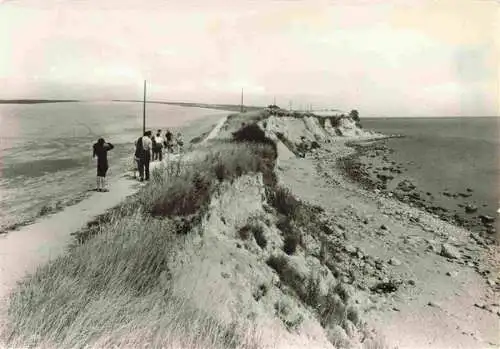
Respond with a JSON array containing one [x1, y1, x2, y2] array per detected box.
[[0, 99, 81, 104]]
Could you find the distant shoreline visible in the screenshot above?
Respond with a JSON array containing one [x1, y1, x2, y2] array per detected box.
[[111, 99, 265, 112], [0, 99, 81, 104]]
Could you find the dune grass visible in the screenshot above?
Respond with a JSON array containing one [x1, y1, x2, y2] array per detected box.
[[6, 213, 257, 349]]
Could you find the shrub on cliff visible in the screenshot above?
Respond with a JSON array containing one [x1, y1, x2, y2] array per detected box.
[[349, 109, 362, 128], [232, 122, 278, 186], [267, 186, 300, 218], [151, 143, 275, 217], [232, 123, 277, 156]]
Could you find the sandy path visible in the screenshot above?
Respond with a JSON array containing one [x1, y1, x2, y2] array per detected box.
[[0, 113, 229, 341], [277, 139, 499, 349]]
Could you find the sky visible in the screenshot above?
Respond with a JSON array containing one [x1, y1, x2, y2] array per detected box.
[[0, 0, 498, 116]]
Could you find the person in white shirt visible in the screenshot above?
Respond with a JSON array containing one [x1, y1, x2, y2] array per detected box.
[[153, 129, 165, 161], [134, 130, 153, 181]]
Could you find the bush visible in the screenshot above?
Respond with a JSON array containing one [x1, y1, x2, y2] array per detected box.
[[253, 226, 267, 249], [239, 216, 267, 248], [349, 109, 360, 123], [238, 222, 258, 241], [151, 172, 212, 217], [231, 123, 277, 158], [283, 231, 301, 255], [267, 186, 300, 218], [150, 142, 276, 218], [304, 273, 322, 307], [329, 116, 342, 128], [266, 254, 288, 274]]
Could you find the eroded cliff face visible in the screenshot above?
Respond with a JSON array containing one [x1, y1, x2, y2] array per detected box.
[[261, 114, 376, 146], [159, 116, 383, 349]]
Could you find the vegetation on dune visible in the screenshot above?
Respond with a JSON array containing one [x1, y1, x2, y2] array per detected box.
[[5, 120, 278, 349], [5, 116, 376, 349]]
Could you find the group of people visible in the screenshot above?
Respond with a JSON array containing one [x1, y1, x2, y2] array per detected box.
[[150, 129, 184, 162], [91, 129, 184, 192], [134, 129, 184, 182]]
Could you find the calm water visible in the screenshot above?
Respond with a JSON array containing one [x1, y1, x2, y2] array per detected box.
[[362, 117, 500, 219], [0, 102, 227, 229]]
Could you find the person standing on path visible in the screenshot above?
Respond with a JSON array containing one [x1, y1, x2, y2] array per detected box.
[[153, 129, 164, 161], [175, 132, 184, 153], [164, 129, 174, 154], [92, 138, 114, 192], [134, 131, 153, 182]]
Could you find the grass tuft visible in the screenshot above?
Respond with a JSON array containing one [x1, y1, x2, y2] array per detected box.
[[267, 186, 300, 218]]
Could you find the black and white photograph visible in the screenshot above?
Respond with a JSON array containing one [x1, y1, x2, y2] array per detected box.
[[0, 1, 498, 348]]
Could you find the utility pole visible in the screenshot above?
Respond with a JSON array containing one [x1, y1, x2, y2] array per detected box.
[[289, 100, 292, 111], [142, 80, 147, 134], [273, 96, 276, 106], [240, 88, 244, 113]]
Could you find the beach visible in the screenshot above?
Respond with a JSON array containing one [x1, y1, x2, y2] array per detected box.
[[357, 117, 499, 235], [278, 136, 499, 349]]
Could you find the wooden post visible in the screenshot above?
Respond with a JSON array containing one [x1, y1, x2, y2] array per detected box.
[[240, 88, 244, 113], [142, 80, 146, 134]]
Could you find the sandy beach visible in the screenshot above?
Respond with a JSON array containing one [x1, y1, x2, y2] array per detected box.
[[277, 137, 499, 349]]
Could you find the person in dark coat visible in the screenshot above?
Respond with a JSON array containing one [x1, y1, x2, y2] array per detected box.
[[134, 131, 152, 181], [92, 138, 114, 192], [164, 129, 174, 153]]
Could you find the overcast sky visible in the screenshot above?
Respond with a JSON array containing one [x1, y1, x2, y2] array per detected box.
[[0, 0, 498, 116]]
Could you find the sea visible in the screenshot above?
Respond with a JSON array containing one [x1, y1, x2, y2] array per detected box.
[[361, 117, 500, 223], [0, 102, 228, 230]]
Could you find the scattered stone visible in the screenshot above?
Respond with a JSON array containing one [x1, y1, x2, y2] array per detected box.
[[221, 272, 231, 279], [397, 180, 416, 192], [466, 188, 474, 192], [407, 279, 416, 286], [370, 280, 401, 294], [474, 303, 486, 310], [465, 204, 478, 214], [389, 257, 402, 266], [345, 244, 357, 254], [486, 227, 496, 235], [479, 215, 495, 224], [428, 301, 441, 308], [446, 271, 459, 277], [392, 307, 400, 312], [380, 224, 388, 230], [440, 243, 461, 259]]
